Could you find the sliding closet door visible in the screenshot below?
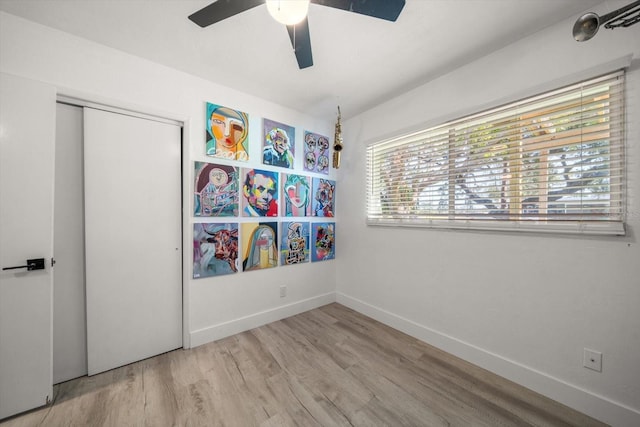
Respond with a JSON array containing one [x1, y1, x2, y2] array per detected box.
[[84, 108, 182, 375]]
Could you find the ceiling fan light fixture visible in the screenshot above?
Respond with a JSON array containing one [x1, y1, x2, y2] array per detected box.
[[266, 0, 310, 25]]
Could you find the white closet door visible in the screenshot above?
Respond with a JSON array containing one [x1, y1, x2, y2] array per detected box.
[[84, 108, 182, 375], [0, 73, 55, 420]]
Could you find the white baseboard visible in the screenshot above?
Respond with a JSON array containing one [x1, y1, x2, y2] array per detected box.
[[189, 292, 336, 348], [336, 292, 640, 427]]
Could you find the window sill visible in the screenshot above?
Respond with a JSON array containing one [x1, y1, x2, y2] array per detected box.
[[366, 218, 626, 236]]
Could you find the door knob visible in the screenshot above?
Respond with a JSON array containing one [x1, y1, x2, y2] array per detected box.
[[2, 258, 45, 271]]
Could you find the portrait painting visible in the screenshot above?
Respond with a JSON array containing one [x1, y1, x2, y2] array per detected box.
[[242, 221, 278, 271], [263, 118, 295, 169], [194, 162, 239, 217], [193, 222, 239, 278], [206, 102, 249, 162], [281, 173, 311, 217], [241, 168, 279, 217]]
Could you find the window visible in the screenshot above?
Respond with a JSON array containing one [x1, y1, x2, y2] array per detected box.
[[366, 71, 625, 235]]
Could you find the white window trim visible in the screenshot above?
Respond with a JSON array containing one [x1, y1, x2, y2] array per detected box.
[[366, 71, 626, 236]]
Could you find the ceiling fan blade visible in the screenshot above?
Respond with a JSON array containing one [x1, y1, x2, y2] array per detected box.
[[311, 0, 405, 22], [287, 18, 313, 69], [188, 0, 264, 28]]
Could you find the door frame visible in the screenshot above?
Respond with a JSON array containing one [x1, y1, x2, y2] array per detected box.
[[53, 102, 87, 384], [57, 93, 191, 349]]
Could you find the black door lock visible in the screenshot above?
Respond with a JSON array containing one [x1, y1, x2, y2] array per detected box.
[[2, 258, 46, 271]]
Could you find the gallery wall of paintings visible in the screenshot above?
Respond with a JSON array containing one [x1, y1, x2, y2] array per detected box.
[[193, 102, 336, 279]]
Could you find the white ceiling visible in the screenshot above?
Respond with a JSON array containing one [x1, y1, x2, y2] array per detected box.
[[0, 0, 602, 120]]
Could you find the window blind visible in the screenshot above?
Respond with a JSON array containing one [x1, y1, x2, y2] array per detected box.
[[366, 71, 625, 235]]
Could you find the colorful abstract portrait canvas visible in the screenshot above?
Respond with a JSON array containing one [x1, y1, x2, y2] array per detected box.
[[262, 118, 295, 169], [206, 103, 249, 162], [193, 222, 239, 278], [242, 222, 278, 271], [194, 162, 239, 217], [241, 168, 279, 217], [312, 178, 335, 217], [311, 222, 335, 262], [280, 221, 310, 266], [281, 173, 311, 217], [303, 131, 330, 174]]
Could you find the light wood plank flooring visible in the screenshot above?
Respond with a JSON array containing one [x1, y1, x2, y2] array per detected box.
[[1, 303, 606, 427]]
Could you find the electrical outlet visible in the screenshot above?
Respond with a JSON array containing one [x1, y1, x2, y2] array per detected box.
[[279, 285, 287, 298], [583, 348, 602, 372]]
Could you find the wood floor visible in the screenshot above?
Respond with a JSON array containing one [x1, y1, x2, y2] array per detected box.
[[1, 303, 606, 427]]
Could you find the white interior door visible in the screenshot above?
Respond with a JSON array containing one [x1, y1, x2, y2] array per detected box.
[[53, 102, 87, 383], [0, 74, 55, 419], [84, 107, 182, 376]]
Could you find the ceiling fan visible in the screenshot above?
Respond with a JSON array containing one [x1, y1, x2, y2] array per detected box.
[[188, 0, 406, 69]]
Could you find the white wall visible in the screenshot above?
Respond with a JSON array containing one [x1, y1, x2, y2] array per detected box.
[[0, 11, 336, 350], [337, 1, 640, 426]]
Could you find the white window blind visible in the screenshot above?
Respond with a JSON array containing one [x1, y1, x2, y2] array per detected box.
[[366, 71, 625, 235]]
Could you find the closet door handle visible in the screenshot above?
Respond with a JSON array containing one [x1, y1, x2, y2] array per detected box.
[[2, 258, 45, 271]]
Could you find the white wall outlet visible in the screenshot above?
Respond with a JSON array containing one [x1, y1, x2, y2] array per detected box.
[[279, 285, 287, 298], [583, 348, 602, 372]]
